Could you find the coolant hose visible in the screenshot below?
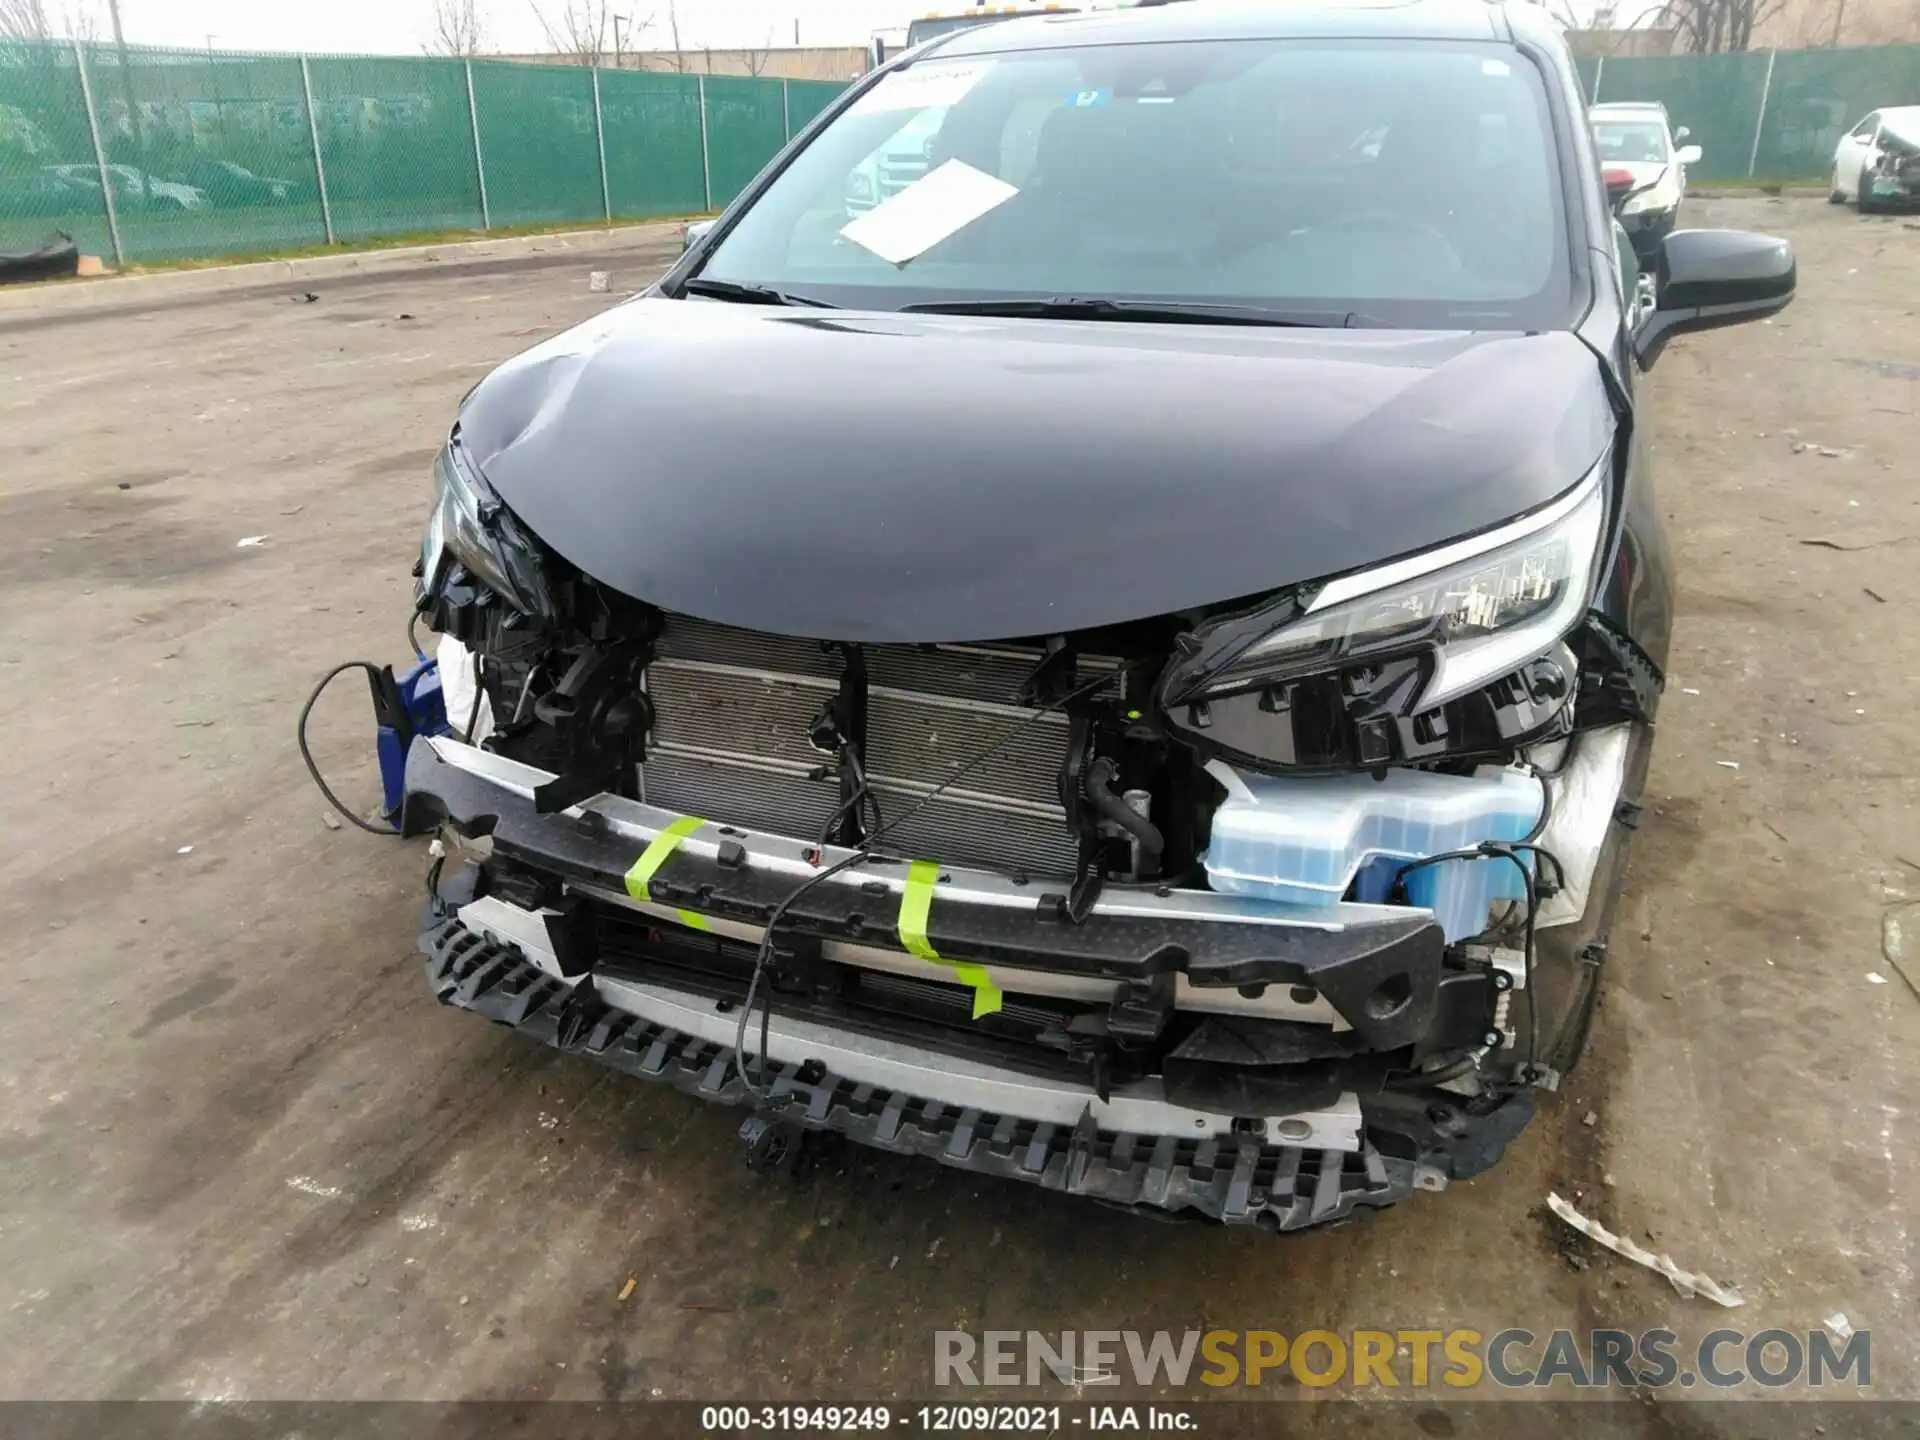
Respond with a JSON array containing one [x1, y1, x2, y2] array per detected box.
[[1085, 757, 1164, 872]]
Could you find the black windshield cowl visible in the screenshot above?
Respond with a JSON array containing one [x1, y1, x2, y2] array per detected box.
[[897, 297, 1380, 328], [679, 278, 838, 309]]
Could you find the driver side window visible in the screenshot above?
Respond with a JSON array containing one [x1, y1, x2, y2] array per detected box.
[[1850, 113, 1880, 140]]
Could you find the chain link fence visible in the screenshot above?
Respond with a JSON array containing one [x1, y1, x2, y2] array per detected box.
[[5, 38, 1918, 268], [0, 39, 848, 266], [1579, 42, 1920, 184]]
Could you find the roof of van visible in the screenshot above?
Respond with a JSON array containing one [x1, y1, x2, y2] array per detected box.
[[927, 0, 1567, 54]]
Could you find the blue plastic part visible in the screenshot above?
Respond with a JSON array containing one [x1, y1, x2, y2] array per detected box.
[[377, 657, 450, 828]]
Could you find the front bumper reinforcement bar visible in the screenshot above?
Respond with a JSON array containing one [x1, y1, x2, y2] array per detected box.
[[403, 736, 1450, 1050]]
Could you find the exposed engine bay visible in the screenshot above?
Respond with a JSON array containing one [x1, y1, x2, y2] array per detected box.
[[404, 435, 1659, 1229]]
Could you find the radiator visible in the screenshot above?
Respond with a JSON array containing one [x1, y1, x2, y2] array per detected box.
[[637, 616, 1088, 876]]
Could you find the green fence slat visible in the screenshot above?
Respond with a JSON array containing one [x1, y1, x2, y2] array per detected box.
[[5, 40, 1914, 268], [702, 73, 786, 209], [1752, 43, 1920, 185], [784, 79, 847, 138], [1587, 50, 1776, 183], [1575, 57, 1601, 104], [0, 40, 114, 261], [600, 69, 706, 219], [76, 42, 328, 263], [307, 54, 483, 243], [469, 59, 602, 229]]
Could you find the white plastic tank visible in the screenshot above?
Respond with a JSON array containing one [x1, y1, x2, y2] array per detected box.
[[1203, 761, 1545, 942]]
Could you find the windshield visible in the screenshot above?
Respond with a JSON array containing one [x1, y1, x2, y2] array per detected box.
[[1591, 120, 1668, 164], [693, 38, 1573, 328]]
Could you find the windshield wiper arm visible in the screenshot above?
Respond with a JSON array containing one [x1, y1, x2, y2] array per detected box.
[[897, 297, 1378, 328], [679, 277, 837, 308]]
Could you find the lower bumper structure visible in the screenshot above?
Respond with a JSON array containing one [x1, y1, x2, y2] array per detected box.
[[409, 734, 1545, 1231], [423, 918, 1418, 1230]]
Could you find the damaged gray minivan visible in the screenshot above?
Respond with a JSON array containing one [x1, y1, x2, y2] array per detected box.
[[402, 0, 1794, 1230]]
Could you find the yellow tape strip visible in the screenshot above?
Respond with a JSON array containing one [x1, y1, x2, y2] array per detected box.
[[623, 815, 713, 933], [898, 859, 1002, 1020]]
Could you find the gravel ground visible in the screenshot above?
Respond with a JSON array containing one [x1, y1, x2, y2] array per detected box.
[[0, 198, 1914, 1414]]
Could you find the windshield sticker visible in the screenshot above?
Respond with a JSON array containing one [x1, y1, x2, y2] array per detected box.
[[848, 59, 993, 117], [1068, 88, 1111, 108], [1482, 58, 1512, 76], [839, 159, 1018, 265]]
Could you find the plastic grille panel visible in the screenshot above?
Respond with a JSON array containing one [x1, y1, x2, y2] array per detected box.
[[421, 917, 1419, 1233]]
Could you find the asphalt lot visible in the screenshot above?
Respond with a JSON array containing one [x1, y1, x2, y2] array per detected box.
[[1, 198, 1916, 1414]]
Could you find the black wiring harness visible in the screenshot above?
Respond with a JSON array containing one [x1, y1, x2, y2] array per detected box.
[[297, 618, 459, 837], [298, 660, 405, 836]]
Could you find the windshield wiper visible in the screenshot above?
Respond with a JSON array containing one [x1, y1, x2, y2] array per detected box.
[[896, 297, 1378, 328], [679, 277, 837, 308]]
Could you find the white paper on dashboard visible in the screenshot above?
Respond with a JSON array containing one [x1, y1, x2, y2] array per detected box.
[[847, 60, 993, 117], [838, 160, 1019, 266]]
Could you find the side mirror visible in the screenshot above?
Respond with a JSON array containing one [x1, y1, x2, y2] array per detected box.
[[1633, 228, 1795, 368], [681, 218, 717, 254], [1675, 144, 1703, 165]]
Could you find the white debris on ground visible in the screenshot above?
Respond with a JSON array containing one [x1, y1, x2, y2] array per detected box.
[[285, 1175, 345, 1200], [1546, 1192, 1745, 1307]]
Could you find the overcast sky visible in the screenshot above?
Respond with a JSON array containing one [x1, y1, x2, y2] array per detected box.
[[97, 0, 955, 54]]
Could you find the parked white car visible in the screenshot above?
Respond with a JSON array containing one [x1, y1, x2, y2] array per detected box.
[[47, 163, 208, 211], [1589, 102, 1701, 266], [844, 106, 944, 217], [1830, 106, 1920, 212]]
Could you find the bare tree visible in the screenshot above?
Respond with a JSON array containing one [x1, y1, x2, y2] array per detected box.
[[738, 27, 774, 76], [425, 0, 486, 56], [0, 0, 52, 41], [531, 0, 647, 66], [1657, 0, 1785, 51], [1, 0, 96, 41], [663, 0, 685, 71]]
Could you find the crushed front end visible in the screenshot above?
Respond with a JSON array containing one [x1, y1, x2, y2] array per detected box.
[[403, 433, 1659, 1232]]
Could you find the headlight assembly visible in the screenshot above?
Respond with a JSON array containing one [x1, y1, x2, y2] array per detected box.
[[1620, 185, 1666, 216], [1167, 461, 1609, 725], [417, 439, 554, 617]]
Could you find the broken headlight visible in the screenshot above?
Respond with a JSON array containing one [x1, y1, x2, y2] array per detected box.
[[417, 439, 554, 617], [1172, 462, 1609, 714], [1618, 169, 1678, 216]]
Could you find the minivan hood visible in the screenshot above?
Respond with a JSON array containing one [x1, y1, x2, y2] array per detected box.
[[458, 298, 1612, 643]]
